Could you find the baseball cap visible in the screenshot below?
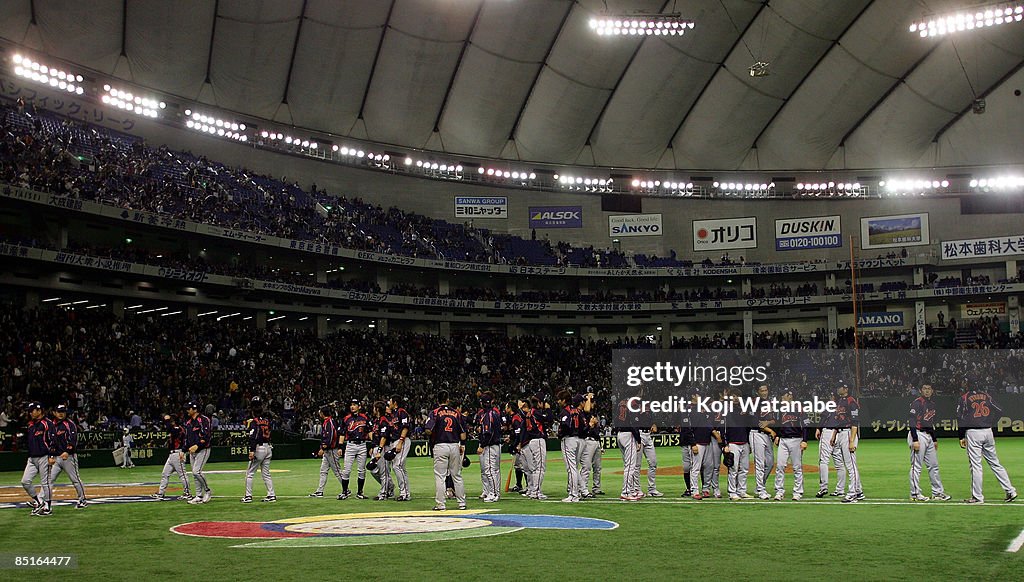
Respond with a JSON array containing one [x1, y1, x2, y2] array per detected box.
[[25, 401, 42, 412], [350, 398, 361, 405], [184, 401, 198, 410], [572, 394, 585, 406], [251, 396, 262, 404], [480, 392, 493, 404], [55, 404, 68, 413]]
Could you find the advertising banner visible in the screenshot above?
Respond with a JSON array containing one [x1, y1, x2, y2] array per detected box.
[[693, 217, 757, 251], [454, 196, 507, 219], [609, 214, 663, 237], [861, 213, 929, 249], [529, 206, 583, 228], [775, 215, 841, 251]]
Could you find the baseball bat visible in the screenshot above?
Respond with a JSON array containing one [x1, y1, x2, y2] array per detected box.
[[504, 464, 514, 492]]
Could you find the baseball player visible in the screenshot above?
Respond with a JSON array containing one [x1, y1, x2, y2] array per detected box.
[[49, 404, 87, 508], [339, 399, 371, 499], [578, 391, 602, 498], [531, 395, 553, 497], [368, 402, 395, 500], [507, 401, 528, 495], [184, 401, 213, 504], [387, 395, 412, 501], [957, 383, 1017, 503], [242, 396, 276, 503], [310, 405, 345, 497], [120, 427, 135, 468], [556, 390, 583, 503], [723, 390, 754, 501], [154, 414, 191, 501], [751, 384, 776, 499], [21, 402, 55, 516], [831, 384, 864, 503], [908, 384, 951, 501], [637, 408, 663, 498], [476, 392, 502, 503], [703, 395, 727, 498], [679, 397, 696, 497], [773, 390, 809, 501], [425, 390, 468, 511], [615, 397, 642, 501], [521, 396, 550, 500], [815, 392, 848, 498]]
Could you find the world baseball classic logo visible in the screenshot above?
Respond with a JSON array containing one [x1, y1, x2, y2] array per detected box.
[[171, 510, 618, 548]]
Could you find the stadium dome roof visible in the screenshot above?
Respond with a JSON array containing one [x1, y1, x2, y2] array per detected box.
[[2, 0, 1022, 171]]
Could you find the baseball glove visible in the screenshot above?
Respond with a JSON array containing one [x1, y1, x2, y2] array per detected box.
[[722, 451, 735, 468], [367, 458, 378, 471], [383, 449, 397, 461], [462, 455, 471, 468]]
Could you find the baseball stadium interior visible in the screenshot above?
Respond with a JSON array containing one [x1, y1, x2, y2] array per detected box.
[[1, 1, 1023, 579]]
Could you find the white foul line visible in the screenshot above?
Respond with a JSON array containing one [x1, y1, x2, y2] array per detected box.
[[1007, 528, 1024, 553]]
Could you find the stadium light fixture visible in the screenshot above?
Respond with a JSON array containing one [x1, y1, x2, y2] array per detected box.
[[910, 3, 1024, 37], [969, 175, 1024, 191], [101, 85, 163, 119], [795, 181, 865, 197], [186, 110, 248, 142], [558, 174, 611, 192], [879, 178, 950, 196], [478, 166, 535, 182], [713, 181, 775, 197], [160, 310, 183, 317], [42, 297, 61, 302], [267, 315, 286, 322], [590, 14, 695, 36], [11, 53, 84, 95]]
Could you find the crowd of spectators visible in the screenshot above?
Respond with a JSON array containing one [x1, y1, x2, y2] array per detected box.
[[2, 304, 1022, 448], [0, 101, 654, 270]]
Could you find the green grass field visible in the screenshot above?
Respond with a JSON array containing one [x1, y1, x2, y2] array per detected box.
[[1, 439, 1022, 581]]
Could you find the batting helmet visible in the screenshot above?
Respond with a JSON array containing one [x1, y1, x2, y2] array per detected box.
[[383, 449, 397, 461], [461, 455, 471, 468], [367, 458, 378, 471]]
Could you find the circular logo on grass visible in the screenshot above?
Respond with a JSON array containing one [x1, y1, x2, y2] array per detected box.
[[171, 510, 617, 548]]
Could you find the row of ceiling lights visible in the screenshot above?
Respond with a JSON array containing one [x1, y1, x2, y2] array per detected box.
[[9, 52, 1024, 199], [910, 4, 1024, 37]]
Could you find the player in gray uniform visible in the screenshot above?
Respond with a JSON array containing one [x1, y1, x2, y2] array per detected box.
[[184, 401, 214, 504], [832, 384, 864, 503], [387, 396, 413, 501], [310, 406, 345, 497], [750, 384, 776, 500], [616, 398, 642, 501], [704, 397, 727, 498], [154, 414, 191, 500], [638, 421, 662, 497], [773, 390, 809, 501], [339, 399, 371, 499], [22, 402, 55, 516], [908, 384, 950, 501], [723, 390, 754, 501], [120, 427, 135, 468], [957, 384, 1017, 503], [815, 396, 847, 497], [476, 392, 502, 503], [556, 391, 583, 503], [578, 392, 601, 498], [368, 402, 394, 500], [242, 397, 276, 503], [49, 404, 87, 508], [425, 390, 468, 511]]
